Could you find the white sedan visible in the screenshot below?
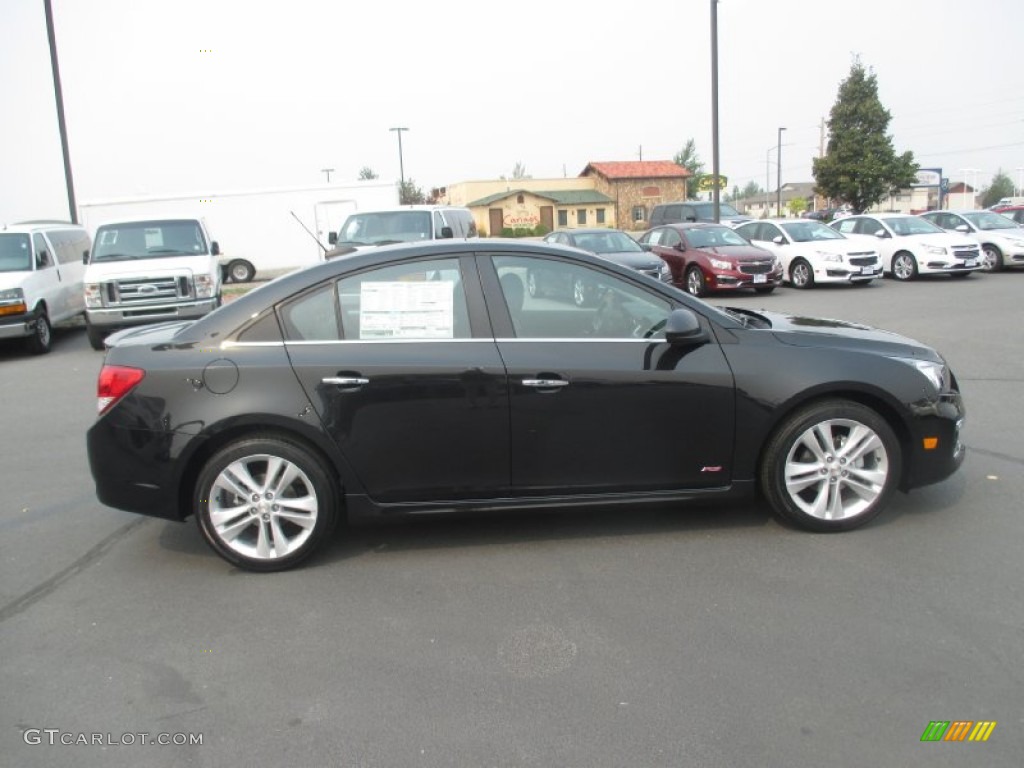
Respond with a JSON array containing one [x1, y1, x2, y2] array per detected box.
[[734, 219, 881, 288], [918, 210, 1024, 272], [831, 213, 981, 281]]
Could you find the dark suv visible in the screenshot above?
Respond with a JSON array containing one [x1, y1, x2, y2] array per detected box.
[[648, 201, 752, 228]]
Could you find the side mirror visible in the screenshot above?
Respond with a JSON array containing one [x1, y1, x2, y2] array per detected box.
[[82, 250, 90, 264], [772, 235, 786, 245], [640, 242, 653, 252], [665, 308, 709, 345], [36, 252, 49, 268], [440, 226, 454, 239], [873, 230, 888, 239], [211, 241, 220, 256], [328, 232, 338, 245], [675, 242, 687, 253], [955, 224, 971, 233]]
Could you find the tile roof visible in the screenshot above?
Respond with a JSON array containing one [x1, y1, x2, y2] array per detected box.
[[467, 189, 614, 207], [581, 161, 691, 180]]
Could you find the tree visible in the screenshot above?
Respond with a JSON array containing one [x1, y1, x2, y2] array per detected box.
[[358, 166, 379, 180], [673, 139, 705, 200], [740, 180, 762, 201], [512, 161, 531, 180], [788, 197, 808, 217], [813, 60, 918, 213], [981, 170, 1014, 208], [399, 179, 425, 205]]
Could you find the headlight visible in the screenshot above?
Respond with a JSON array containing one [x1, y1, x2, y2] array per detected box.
[[708, 258, 731, 270], [195, 274, 215, 298], [0, 288, 25, 302], [84, 283, 103, 308], [923, 245, 947, 255], [816, 250, 842, 262], [895, 357, 946, 391]]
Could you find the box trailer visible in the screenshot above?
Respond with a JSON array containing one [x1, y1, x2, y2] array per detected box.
[[78, 181, 398, 282]]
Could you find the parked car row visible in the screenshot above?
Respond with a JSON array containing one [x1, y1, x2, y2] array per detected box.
[[543, 205, 1023, 299]]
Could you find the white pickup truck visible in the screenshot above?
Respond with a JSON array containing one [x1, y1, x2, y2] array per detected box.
[[83, 218, 222, 350]]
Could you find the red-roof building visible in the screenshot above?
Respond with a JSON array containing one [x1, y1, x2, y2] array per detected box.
[[580, 161, 691, 229]]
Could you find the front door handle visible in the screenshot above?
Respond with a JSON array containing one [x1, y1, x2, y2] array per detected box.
[[522, 378, 569, 388], [322, 377, 369, 386]]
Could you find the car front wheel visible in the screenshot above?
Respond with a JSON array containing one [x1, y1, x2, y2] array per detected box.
[[981, 245, 1002, 272], [789, 258, 814, 289], [195, 436, 338, 571], [891, 252, 918, 281], [685, 265, 707, 297], [760, 400, 901, 532], [26, 309, 52, 354]]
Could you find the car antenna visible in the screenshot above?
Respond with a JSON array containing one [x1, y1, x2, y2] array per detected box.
[[290, 210, 328, 254]]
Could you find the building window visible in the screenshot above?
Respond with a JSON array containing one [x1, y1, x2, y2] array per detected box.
[[517, 194, 525, 204], [576, 209, 587, 225], [596, 208, 606, 224], [632, 205, 646, 222], [558, 209, 568, 226]]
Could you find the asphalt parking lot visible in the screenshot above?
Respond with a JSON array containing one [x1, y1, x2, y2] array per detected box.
[[2, 270, 1022, 767]]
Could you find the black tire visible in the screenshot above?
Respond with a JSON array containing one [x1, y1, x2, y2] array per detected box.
[[684, 265, 707, 297], [891, 251, 917, 281], [981, 244, 1003, 273], [760, 399, 901, 532], [754, 286, 776, 294], [228, 259, 256, 283], [789, 258, 814, 289], [86, 323, 107, 351], [26, 308, 52, 354], [194, 436, 338, 571]]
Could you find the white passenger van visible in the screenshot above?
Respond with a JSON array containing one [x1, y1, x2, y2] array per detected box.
[[83, 218, 222, 350], [0, 221, 90, 354], [325, 205, 477, 259]]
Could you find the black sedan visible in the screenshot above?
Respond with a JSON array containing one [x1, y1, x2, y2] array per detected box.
[[87, 239, 966, 571]]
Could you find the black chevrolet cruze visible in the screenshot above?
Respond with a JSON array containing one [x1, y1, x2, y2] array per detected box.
[[87, 240, 966, 571]]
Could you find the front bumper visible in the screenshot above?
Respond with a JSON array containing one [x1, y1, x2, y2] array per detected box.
[[707, 268, 784, 291], [86, 298, 218, 330], [903, 391, 967, 490]]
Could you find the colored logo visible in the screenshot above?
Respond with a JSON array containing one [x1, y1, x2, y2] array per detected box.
[[921, 721, 996, 742]]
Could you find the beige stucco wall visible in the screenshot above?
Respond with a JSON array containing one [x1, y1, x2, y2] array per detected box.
[[586, 175, 689, 230], [467, 191, 618, 236]]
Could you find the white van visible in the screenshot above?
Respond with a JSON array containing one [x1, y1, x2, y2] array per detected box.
[[0, 221, 90, 354], [325, 205, 477, 259], [83, 218, 222, 350]]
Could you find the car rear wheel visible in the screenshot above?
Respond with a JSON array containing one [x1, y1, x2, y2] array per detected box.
[[26, 309, 52, 354], [195, 436, 338, 571], [227, 259, 256, 283], [789, 259, 813, 289], [891, 252, 918, 281], [980, 245, 1002, 272], [685, 265, 706, 297], [760, 400, 901, 532]]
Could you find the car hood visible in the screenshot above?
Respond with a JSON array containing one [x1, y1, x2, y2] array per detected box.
[[703, 245, 774, 261], [789, 240, 876, 256], [597, 251, 664, 270], [762, 310, 940, 360], [895, 232, 975, 249]]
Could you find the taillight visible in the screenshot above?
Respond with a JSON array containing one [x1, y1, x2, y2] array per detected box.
[[97, 365, 145, 415]]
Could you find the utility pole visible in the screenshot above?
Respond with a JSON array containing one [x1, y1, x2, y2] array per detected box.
[[44, 0, 77, 223], [710, 0, 721, 222], [321, 168, 334, 183], [776, 126, 786, 217], [638, 145, 643, 161], [390, 127, 409, 191]]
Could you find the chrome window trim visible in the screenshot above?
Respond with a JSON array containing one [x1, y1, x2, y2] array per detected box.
[[224, 336, 663, 348]]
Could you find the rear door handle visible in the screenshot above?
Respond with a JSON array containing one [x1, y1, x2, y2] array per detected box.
[[322, 377, 369, 386], [522, 378, 569, 388]]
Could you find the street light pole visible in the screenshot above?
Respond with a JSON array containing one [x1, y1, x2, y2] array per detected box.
[[776, 127, 786, 217], [959, 168, 980, 208], [321, 168, 334, 183], [710, 0, 721, 223], [1015, 167, 1024, 198], [44, 0, 77, 223], [390, 127, 409, 194]]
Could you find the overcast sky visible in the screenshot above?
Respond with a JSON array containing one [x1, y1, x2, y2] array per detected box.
[[3, 0, 1023, 221]]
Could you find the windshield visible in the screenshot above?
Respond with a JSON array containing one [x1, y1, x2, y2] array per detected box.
[[574, 231, 643, 253], [962, 211, 1020, 231], [686, 226, 749, 248], [92, 220, 208, 262], [692, 202, 742, 218], [886, 217, 943, 236], [0, 234, 32, 272], [337, 211, 432, 245], [780, 221, 844, 242]]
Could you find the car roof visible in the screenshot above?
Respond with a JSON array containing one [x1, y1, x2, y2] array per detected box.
[[2, 221, 83, 233], [551, 228, 629, 235]]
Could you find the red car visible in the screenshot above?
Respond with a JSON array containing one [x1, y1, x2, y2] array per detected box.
[[638, 222, 783, 297], [992, 205, 1024, 226]]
